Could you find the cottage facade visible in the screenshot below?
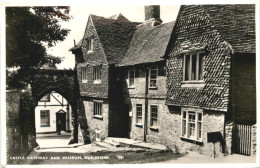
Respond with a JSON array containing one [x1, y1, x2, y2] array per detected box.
[[35, 91, 72, 133], [165, 5, 256, 155]]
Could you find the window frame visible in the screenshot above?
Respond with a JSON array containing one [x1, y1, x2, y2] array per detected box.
[[81, 67, 88, 83], [87, 38, 94, 52], [128, 69, 135, 88], [150, 105, 158, 129], [93, 100, 103, 119], [181, 107, 203, 142], [149, 65, 158, 88], [136, 104, 142, 124], [183, 52, 204, 82], [93, 66, 101, 84], [40, 110, 50, 127]]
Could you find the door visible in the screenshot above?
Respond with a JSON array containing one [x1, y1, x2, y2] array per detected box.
[[56, 112, 66, 132]]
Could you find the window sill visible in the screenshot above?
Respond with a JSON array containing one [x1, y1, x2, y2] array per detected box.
[[180, 136, 203, 145], [93, 115, 103, 119], [40, 125, 50, 127], [181, 81, 205, 88], [128, 86, 135, 89], [87, 50, 93, 54], [82, 80, 88, 84], [93, 80, 101, 84], [135, 123, 143, 128], [149, 126, 158, 131], [149, 86, 157, 90]]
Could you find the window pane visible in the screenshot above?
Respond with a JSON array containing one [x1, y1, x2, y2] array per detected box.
[[189, 123, 195, 137], [129, 70, 135, 86], [198, 122, 202, 139], [182, 119, 186, 136], [185, 55, 190, 81], [192, 54, 196, 80], [150, 105, 158, 126], [199, 53, 203, 80], [150, 66, 157, 87]]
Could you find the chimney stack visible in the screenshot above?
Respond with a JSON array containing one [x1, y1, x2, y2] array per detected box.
[[145, 5, 162, 23]]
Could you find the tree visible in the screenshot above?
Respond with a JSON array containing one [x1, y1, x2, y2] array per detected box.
[[6, 6, 71, 89]]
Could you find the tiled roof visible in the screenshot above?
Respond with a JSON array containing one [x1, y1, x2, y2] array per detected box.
[[119, 21, 175, 66], [91, 14, 140, 65], [202, 5, 255, 53]]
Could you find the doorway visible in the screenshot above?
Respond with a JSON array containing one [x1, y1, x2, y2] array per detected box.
[[56, 111, 66, 132]]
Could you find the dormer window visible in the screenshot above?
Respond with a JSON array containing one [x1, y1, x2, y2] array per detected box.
[[87, 38, 94, 51], [183, 52, 204, 81]]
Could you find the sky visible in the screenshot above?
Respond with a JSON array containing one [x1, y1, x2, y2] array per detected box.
[[48, 5, 180, 69]]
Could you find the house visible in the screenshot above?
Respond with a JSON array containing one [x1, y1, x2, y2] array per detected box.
[[70, 5, 256, 156], [118, 6, 175, 144], [35, 91, 72, 133], [70, 13, 140, 140], [165, 5, 256, 155]]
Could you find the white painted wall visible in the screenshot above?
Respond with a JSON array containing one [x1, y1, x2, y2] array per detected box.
[[35, 91, 72, 133]]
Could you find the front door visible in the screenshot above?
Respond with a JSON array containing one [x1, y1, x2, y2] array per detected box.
[[56, 112, 66, 132]]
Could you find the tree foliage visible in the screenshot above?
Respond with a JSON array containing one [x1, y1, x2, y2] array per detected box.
[[6, 6, 71, 89], [6, 6, 71, 68]]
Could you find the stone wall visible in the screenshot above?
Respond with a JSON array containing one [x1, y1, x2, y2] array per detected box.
[[6, 90, 22, 164], [83, 99, 109, 142], [224, 122, 233, 155]]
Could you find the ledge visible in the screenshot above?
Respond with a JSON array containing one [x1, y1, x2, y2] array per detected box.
[[87, 50, 94, 54], [93, 115, 103, 120], [135, 123, 143, 128], [181, 81, 205, 88], [81, 80, 88, 84], [128, 86, 135, 89], [149, 126, 158, 132], [149, 86, 158, 90], [180, 136, 203, 145], [93, 80, 101, 84]]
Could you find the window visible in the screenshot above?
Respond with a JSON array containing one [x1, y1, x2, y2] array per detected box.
[[40, 110, 50, 127], [128, 69, 135, 87], [181, 108, 203, 141], [150, 105, 158, 127], [81, 68, 87, 83], [136, 104, 142, 124], [87, 39, 94, 51], [93, 66, 101, 83], [183, 53, 204, 81], [93, 101, 103, 117], [149, 65, 158, 87]]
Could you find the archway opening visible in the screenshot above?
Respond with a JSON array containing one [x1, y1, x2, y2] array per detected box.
[[35, 91, 72, 148]]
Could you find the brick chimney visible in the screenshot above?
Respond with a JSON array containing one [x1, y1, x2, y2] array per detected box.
[[145, 5, 162, 24]]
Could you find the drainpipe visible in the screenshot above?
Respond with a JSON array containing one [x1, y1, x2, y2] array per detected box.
[[144, 65, 149, 142]]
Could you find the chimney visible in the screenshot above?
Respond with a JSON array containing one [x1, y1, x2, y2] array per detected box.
[[145, 5, 162, 24]]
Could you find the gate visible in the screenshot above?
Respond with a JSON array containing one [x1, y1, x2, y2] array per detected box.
[[233, 124, 252, 155]]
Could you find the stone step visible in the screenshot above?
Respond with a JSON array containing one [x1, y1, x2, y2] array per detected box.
[[103, 139, 120, 147], [94, 141, 119, 149]]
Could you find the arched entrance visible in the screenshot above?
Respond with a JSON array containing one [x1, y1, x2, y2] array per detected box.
[[30, 69, 79, 145]]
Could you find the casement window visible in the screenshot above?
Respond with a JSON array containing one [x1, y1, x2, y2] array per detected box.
[[128, 69, 135, 87], [93, 66, 101, 83], [87, 39, 94, 51], [39, 94, 50, 102], [181, 108, 203, 141], [150, 105, 158, 127], [149, 65, 158, 87], [136, 104, 142, 124], [81, 68, 87, 83], [183, 53, 204, 81], [93, 101, 103, 117], [40, 110, 50, 127]]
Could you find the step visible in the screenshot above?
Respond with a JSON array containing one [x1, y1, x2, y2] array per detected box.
[[103, 139, 120, 147]]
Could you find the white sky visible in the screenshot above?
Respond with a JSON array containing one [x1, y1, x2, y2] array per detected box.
[[49, 5, 180, 69]]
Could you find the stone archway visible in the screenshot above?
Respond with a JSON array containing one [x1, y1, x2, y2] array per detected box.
[[31, 69, 79, 145]]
